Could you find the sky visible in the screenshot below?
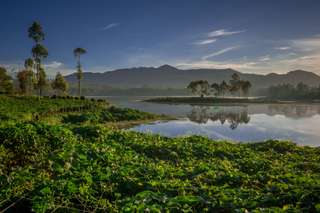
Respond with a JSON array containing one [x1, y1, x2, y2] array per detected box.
[[1, 0, 320, 76]]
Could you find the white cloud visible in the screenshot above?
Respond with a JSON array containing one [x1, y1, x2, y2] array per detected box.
[[44, 61, 63, 69], [194, 38, 217, 45], [177, 60, 258, 70], [202, 46, 240, 60], [208, 29, 245, 38], [258, 55, 270, 62], [274, 46, 291, 50], [100, 23, 120, 31]]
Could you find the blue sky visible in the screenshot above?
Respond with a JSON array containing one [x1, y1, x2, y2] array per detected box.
[[1, 0, 320, 76]]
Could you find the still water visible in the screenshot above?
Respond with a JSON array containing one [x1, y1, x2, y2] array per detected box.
[[104, 96, 320, 146]]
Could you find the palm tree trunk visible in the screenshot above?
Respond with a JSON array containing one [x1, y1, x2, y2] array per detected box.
[[78, 79, 81, 97]]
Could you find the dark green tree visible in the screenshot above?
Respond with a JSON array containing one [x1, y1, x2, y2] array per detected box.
[[187, 80, 210, 98], [0, 67, 13, 94], [34, 67, 47, 96], [211, 83, 221, 97], [240, 81, 252, 97], [220, 80, 229, 97], [52, 72, 68, 96], [229, 73, 241, 96], [73, 47, 86, 97]]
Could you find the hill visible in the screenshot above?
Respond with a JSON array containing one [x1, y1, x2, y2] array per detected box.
[[65, 65, 320, 94]]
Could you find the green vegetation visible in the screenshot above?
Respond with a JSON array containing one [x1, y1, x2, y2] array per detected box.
[[187, 73, 252, 98], [0, 96, 161, 125], [1, 122, 319, 212], [0, 95, 319, 212], [268, 82, 320, 100]]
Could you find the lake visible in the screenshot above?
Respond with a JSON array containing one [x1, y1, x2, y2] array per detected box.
[[103, 96, 320, 146]]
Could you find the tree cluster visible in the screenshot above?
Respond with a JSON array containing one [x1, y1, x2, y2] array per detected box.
[[267, 82, 320, 100], [11, 21, 86, 97], [187, 73, 252, 98]]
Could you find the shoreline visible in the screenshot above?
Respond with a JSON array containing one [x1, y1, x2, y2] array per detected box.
[[143, 96, 320, 105]]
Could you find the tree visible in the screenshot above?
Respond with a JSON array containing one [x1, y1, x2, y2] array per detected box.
[[187, 80, 210, 98], [17, 58, 36, 95], [229, 73, 242, 96], [211, 83, 221, 97], [220, 80, 229, 97], [24, 58, 35, 95], [0, 67, 13, 94], [240, 81, 252, 97], [73, 47, 86, 96], [17, 71, 26, 94], [52, 72, 68, 96], [28, 21, 48, 96], [34, 67, 47, 96]]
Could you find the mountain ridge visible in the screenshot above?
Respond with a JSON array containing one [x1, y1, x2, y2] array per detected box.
[[65, 65, 320, 89]]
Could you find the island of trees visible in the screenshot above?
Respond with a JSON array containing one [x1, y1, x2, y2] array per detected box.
[[187, 73, 252, 98]]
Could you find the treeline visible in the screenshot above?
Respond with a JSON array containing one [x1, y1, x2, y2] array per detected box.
[[0, 21, 87, 97], [267, 82, 320, 100], [187, 73, 252, 98]]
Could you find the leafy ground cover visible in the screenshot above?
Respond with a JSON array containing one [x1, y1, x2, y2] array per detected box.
[[0, 122, 320, 212], [0, 96, 319, 212], [0, 96, 163, 125]]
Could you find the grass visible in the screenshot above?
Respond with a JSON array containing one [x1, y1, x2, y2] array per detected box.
[[0, 96, 319, 212]]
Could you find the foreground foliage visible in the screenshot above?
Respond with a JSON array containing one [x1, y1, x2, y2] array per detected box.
[[1, 123, 319, 212]]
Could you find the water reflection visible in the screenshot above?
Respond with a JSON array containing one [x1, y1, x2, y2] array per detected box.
[[187, 106, 250, 129], [267, 104, 320, 118], [102, 96, 320, 146]]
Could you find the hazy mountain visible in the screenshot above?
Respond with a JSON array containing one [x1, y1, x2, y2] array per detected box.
[[65, 65, 320, 90]]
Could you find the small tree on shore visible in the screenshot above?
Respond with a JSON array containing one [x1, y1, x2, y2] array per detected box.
[[73, 47, 86, 97], [52, 72, 68, 96], [220, 80, 229, 97], [229, 73, 241, 96], [211, 83, 221, 97], [187, 80, 210, 98], [241, 81, 252, 97]]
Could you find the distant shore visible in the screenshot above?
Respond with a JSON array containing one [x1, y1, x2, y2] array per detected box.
[[143, 96, 320, 105]]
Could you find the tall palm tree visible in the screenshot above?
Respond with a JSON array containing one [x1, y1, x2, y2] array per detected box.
[[73, 48, 86, 97], [28, 21, 48, 97]]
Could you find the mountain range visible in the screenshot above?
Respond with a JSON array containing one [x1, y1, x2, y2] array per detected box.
[[65, 65, 320, 91]]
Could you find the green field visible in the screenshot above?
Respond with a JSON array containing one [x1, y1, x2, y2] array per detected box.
[[0, 96, 320, 212]]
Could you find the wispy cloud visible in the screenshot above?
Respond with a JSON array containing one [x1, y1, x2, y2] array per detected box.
[[194, 38, 217, 45], [202, 46, 240, 60], [208, 29, 245, 38], [177, 60, 258, 70], [100, 23, 120, 31], [44, 61, 63, 69], [274, 46, 291, 50], [258, 55, 270, 62]]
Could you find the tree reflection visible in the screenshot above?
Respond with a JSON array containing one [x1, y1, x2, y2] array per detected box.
[[187, 106, 250, 129], [267, 104, 320, 118]]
